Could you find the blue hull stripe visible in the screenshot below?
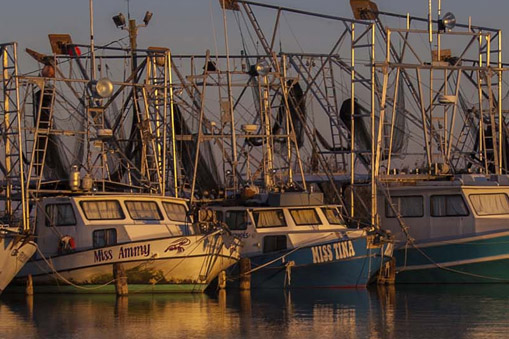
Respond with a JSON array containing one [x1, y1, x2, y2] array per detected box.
[[235, 237, 390, 288], [394, 231, 509, 283]]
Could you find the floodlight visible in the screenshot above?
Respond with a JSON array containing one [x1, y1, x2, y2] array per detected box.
[[91, 78, 114, 98], [112, 13, 126, 28], [255, 59, 271, 76], [442, 12, 456, 30], [143, 11, 153, 25], [438, 12, 456, 32]]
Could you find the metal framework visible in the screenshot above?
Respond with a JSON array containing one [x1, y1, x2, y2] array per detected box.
[[0, 43, 28, 230], [371, 14, 505, 225], [1, 0, 507, 232]]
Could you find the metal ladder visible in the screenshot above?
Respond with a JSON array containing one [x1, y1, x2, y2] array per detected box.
[[479, 70, 500, 173], [87, 106, 111, 190], [26, 81, 56, 193], [138, 87, 163, 193], [322, 57, 346, 171]]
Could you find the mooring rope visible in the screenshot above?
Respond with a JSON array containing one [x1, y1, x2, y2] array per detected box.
[[129, 229, 233, 294], [234, 231, 358, 279], [380, 182, 509, 282], [35, 245, 116, 290], [32, 229, 230, 292]]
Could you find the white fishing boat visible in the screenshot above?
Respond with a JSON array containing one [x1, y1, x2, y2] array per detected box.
[[0, 6, 244, 293], [0, 231, 36, 293], [11, 194, 239, 293]]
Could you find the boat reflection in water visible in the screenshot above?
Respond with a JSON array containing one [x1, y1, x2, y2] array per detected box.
[[0, 289, 380, 338], [2, 286, 509, 338]]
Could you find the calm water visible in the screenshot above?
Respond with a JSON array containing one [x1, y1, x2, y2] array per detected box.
[[1, 285, 509, 338]]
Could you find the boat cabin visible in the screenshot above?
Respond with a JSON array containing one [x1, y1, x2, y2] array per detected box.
[[380, 175, 509, 244], [212, 192, 363, 256], [34, 195, 192, 257]]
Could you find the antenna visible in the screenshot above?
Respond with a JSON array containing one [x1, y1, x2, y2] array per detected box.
[[428, 0, 432, 43], [89, 0, 96, 81]]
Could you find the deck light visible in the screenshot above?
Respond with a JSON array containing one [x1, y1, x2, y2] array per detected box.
[[439, 12, 456, 32], [91, 78, 114, 98], [255, 59, 271, 76], [112, 13, 126, 28], [143, 11, 153, 26]]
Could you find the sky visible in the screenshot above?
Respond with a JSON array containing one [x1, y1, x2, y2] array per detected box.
[[1, 0, 508, 72]]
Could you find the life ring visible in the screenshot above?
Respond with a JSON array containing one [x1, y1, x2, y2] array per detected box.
[[58, 235, 76, 255]]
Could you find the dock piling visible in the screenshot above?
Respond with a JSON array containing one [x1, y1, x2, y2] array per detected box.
[[113, 263, 128, 296], [26, 274, 33, 295], [218, 270, 227, 289], [239, 258, 251, 290]]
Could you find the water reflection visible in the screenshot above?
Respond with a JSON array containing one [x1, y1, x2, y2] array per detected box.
[[1, 285, 509, 338], [383, 285, 509, 339]]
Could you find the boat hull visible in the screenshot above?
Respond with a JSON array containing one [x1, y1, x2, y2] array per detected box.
[[232, 235, 392, 289], [394, 230, 509, 283], [0, 234, 36, 293], [11, 233, 239, 293]]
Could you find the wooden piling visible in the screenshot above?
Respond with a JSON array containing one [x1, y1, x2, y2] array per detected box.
[[25, 274, 33, 296], [378, 258, 396, 285], [113, 263, 128, 296], [239, 258, 251, 290], [218, 270, 227, 289]]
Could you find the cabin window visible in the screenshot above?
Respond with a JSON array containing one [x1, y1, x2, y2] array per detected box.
[[252, 209, 287, 228], [290, 208, 321, 226], [125, 201, 163, 220], [93, 229, 117, 248], [80, 200, 125, 220], [322, 207, 343, 225], [431, 195, 469, 217], [263, 235, 287, 253], [225, 211, 248, 230], [469, 193, 509, 216], [386, 196, 423, 218], [45, 203, 76, 227], [163, 202, 188, 222]]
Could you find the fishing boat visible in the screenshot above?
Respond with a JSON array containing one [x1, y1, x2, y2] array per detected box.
[[0, 5, 244, 293], [0, 231, 36, 294], [211, 191, 392, 288], [380, 175, 509, 283], [161, 1, 394, 289], [364, 1, 509, 283], [186, 0, 509, 285], [11, 194, 239, 293]]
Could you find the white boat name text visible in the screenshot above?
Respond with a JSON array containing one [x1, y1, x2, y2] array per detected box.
[[311, 241, 355, 264]]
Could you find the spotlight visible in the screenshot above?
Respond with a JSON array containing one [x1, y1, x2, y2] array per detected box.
[[255, 59, 271, 76], [143, 11, 153, 26], [438, 12, 456, 32], [112, 13, 126, 28], [248, 59, 271, 76], [91, 78, 114, 98]]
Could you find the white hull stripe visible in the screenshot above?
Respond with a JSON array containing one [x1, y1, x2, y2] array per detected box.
[[398, 253, 509, 271], [398, 230, 509, 249]]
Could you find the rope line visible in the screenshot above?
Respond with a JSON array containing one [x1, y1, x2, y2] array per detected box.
[[380, 182, 509, 282]]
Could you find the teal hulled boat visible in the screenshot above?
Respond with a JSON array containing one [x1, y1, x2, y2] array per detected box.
[[381, 175, 509, 284]]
